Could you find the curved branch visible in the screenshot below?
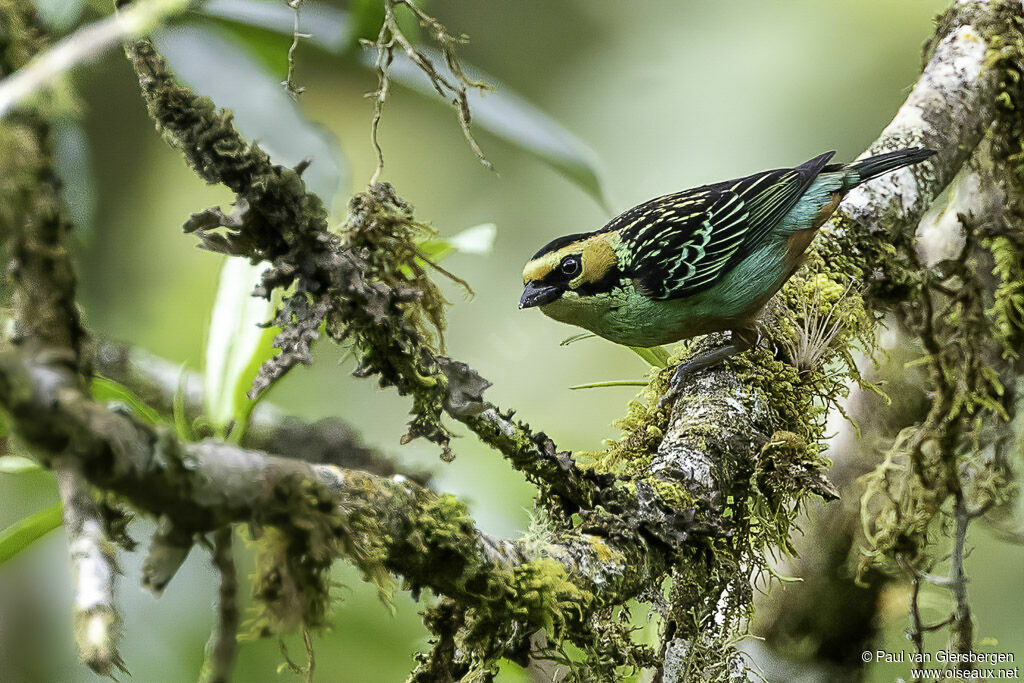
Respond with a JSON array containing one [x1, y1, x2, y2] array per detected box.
[[92, 341, 432, 483]]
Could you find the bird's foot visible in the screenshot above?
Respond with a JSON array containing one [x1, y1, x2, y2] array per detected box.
[[656, 327, 760, 410], [657, 358, 703, 410]]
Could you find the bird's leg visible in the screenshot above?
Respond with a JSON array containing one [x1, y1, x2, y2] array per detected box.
[[659, 325, 759, 408]]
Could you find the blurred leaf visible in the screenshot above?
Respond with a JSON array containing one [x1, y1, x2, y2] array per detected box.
[[53, 119, 98, 242], [201, 1, 608, 208], [0, 456, 41, 474], [629, 346, 669, 368], [31, 0, 85, 32], [417, 223, 497, 262], [570, 379, 648, 390], [204, 258, 281, 440], [199, 0, 350, 53], [91, 375, 162, 425], [370, 46, 610, 211], [154, 23, 346, 203], [0, 502, 63, 565], [446, 223, 497, 255]]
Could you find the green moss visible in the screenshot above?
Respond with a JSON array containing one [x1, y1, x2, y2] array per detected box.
[[984, 235, 1024, 359], [246, 475, 391, 638], [984, 5, 1024, 360], [585, 535, 615, 563]]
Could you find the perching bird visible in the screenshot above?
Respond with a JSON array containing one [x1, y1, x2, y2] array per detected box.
[[520, 148, 935, 397]]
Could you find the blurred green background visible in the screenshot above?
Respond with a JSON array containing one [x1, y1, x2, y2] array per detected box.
[[3, 1, 1022, 681]]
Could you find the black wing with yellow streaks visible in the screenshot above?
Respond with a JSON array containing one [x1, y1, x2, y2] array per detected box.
[[609, 152, 835, 300]]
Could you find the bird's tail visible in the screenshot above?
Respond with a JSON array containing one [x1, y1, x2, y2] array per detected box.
[[843, 147, 936, 187]]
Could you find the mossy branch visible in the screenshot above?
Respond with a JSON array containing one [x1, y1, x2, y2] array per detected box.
[[655, 2, 1020, 675]]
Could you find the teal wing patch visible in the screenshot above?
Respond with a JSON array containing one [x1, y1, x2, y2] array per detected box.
[[611, 152, 835, 300]]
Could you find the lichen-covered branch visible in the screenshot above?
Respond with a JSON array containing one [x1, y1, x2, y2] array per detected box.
[[747, 339, 930, 678], [0, 3, 86, 365], [55, 461, 125, 677], [651, 2, 1021, 677], [746, 6, 1024, 677], [198, 527, 240, 683], [0, 341, 655, 672]]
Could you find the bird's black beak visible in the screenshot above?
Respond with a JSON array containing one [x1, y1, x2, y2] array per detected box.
[[519, 281, 562, 309]]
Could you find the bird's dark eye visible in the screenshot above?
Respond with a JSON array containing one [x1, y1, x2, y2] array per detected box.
[[560, 255, 581, 278]]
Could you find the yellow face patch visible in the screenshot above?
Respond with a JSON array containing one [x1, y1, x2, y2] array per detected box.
[[522, 234, 618, 287], [578, 237, 617, 285], [522, 252, 560, 284]]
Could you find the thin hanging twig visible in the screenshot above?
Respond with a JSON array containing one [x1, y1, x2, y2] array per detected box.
[[365, 0, 493, 184]]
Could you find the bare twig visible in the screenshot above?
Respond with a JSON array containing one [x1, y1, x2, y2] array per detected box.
[[281, 0, 308, 99], [365, 0, 492, 183], [279, 628, 315, 683], [948, 496, 974, 666], [92, 341, 432, 484]]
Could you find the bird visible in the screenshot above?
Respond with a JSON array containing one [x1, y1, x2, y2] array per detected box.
[[519, 147, 935, 399]]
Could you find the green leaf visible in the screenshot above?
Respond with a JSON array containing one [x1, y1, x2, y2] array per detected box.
[[154, 23, 347, 203], [204, 257, 281, 440], [445, 223, 497, 255], [560, 332, 597, 346], [0, 503, 63, 565], [569, 379, 649, 390], [91, 375, 162, 425], [629, 346, 669, 368], [0, 456, 41, 474], [417, 223, 497, 263], [371, 47, 610, 211]]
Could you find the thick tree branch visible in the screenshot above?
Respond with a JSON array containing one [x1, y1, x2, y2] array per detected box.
[[0, 345, 651, 642], [92, 341, 431, 483]]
